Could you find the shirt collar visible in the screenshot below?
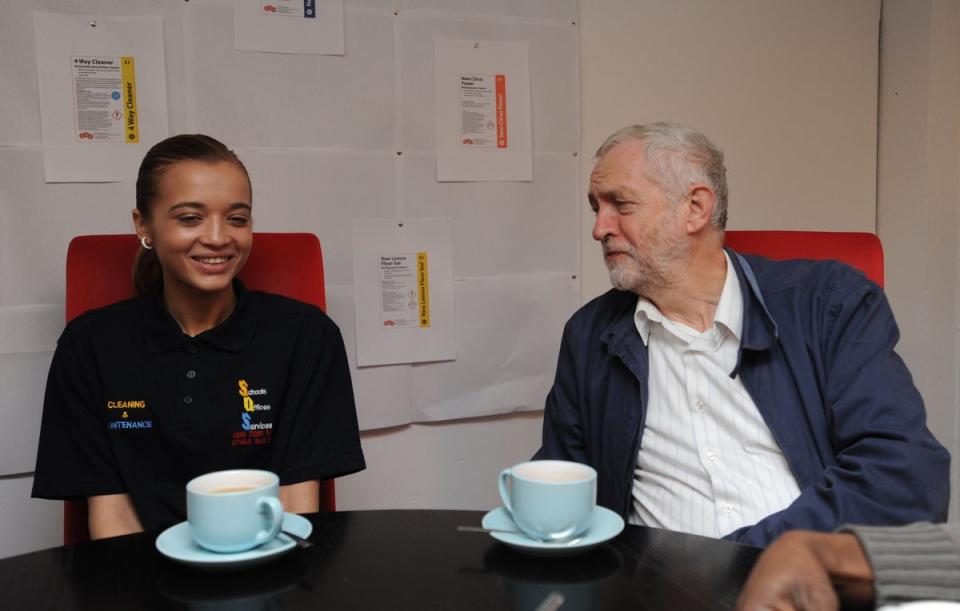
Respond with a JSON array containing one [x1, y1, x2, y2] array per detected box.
[[143, 279, 259, 353], [633, 251, 742, 345], [714, 250, 743, 341], [603, 248, 779, 378], [726, 248, 779, 352], [632, 299, 656, 346]]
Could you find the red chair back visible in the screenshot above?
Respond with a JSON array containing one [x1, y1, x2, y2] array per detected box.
[[63, 233, 335, 544], [725, 230, 884, 287]]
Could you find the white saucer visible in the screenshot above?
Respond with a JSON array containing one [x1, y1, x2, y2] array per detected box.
[[879, 603, 960, 611], [481, 506, 625, 557], [156, 512, 312, 571]]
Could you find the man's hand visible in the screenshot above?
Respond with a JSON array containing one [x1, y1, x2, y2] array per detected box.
[[736, 531, 875, 611]]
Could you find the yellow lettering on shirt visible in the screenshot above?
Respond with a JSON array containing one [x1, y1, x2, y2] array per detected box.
[[106, 400, 146, 409]]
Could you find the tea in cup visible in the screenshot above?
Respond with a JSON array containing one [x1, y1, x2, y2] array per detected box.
[[498, 460, 597, 542], [186, 469, 284, 553]]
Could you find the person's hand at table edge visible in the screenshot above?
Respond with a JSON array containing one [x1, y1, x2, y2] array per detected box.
[[736, 530, 874, 611]]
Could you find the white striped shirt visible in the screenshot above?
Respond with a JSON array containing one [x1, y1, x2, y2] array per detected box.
[[629, 252, 801, 538]]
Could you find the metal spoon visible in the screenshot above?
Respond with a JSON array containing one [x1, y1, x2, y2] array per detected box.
[[457, 525, 583, 545], [457, 525, 521, 535], [281, 530, 314, 549], [534, 591, 565, 611]]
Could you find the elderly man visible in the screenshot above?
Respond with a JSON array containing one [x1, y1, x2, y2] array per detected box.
[[535, 122, 949, 547]]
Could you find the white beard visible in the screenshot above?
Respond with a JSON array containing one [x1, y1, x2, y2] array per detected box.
[[602, 222, 688, 295]]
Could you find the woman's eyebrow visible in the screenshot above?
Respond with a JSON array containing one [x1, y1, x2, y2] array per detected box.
[[168, 202, 205, 212]]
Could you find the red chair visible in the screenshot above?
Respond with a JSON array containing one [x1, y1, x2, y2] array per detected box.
[[62, 233, 336, 544], [725, 230, 884, 287]]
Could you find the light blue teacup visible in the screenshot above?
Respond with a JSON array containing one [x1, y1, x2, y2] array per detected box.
[[498, 460, 597, 542], [186, 469, 284, 553]]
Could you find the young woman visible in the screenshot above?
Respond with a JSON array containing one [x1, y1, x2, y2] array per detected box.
[[32, 134, 365, 539]]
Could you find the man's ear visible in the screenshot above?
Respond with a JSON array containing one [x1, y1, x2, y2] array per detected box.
[[684, 184, 716, 234]]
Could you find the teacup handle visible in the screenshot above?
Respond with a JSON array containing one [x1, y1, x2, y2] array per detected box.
[[498, 468, 513, 514], [252, 496, 284, 547]]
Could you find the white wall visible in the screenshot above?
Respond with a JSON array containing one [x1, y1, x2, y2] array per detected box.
[[877, 0, 960, 520], [0, 476, 64, 557], [337, 413, 543, 510]]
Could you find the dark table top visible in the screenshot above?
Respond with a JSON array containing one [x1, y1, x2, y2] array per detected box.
[[0, 509, 762, 610]]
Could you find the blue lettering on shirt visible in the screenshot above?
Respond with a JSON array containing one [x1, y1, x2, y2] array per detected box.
[[109, 420, 153, 430]]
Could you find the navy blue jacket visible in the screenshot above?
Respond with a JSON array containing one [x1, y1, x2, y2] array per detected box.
[[536, 250, 950, 547]]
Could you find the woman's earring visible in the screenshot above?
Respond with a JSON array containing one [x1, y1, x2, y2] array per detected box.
[[140, 235, 154, 250]]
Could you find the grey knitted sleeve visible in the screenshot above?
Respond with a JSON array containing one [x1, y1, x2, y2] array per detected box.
[[840, 523, 960, 605]]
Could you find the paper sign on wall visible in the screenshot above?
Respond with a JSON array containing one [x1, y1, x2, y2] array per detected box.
[[353, 219, 455, 367], [261, 0, 316, 18], [234, 0, 344, 55], [379, 253, 431, 329], [435, 39, 532, 182], [459, 73, 507, 149], [71, 56, 139, 143], [34, 13, 168, 183]]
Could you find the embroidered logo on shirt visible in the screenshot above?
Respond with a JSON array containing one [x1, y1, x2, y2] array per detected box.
[[105, 399, 153, 430], [232, 379, 273, 447]]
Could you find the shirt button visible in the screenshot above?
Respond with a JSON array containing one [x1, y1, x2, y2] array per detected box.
[[186, 369, 197, 379], [695, 400, 705, 410], [187, 345, 197, 354], [721, 503, 734, 514], [183, 396, 193, 404], [706, 451, 718, 461]]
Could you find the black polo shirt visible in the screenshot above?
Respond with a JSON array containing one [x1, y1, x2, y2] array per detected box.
[[32, 281, 365, 531]]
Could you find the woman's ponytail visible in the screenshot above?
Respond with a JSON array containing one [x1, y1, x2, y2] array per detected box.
[[132, 246, 163, 296]]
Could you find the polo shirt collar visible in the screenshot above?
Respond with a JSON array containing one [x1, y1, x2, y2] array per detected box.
[[143, 279, 259, 353]]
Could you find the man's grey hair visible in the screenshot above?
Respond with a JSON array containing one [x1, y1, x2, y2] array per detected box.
[[595, 122, 728, 229]]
